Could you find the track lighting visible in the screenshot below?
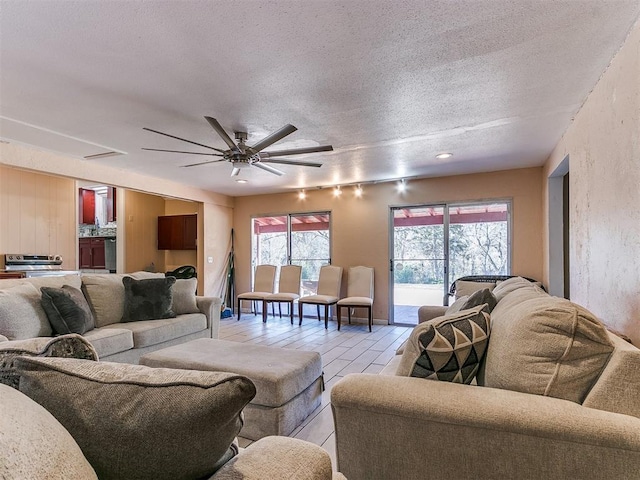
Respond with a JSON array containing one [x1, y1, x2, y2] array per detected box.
[[397, 179, 406, 193], [298, 190, 306, 200], [333, 186, 342, 197], [354, 185, 363, 197]]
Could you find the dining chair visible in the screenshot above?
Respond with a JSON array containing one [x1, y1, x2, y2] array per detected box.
[[237, 264, 277, 320], [337, 266, 374, 331], [298, 265, 343, 329], [262, 265, 302, 324]]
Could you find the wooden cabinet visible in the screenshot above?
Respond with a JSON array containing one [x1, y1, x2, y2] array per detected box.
[[0, 272, 25, 279], [78, 188, 96, 224], [79, 237, 106, 269], [157, 214, 197, 250]]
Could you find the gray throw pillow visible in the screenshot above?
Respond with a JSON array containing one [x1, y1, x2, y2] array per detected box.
[[397, 305, 491, 384], [16, 357, 256, 480], [0, 334, 98, 389], [121, 276, 176, 322], [41, 285, 95, 335], [172, 278, 199, 315], [461, 288, 497, 312]]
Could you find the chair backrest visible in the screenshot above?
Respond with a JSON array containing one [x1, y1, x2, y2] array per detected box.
[[278, 265, 302, 294], [317, 265, 343, 297], [346, 266, 374, 299], [254, 264, 277, 293]]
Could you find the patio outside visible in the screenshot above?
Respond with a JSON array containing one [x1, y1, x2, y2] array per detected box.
[[393, 283, 445, 325]]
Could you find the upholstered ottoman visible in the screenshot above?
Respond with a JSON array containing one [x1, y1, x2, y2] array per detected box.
[[139, 338, 323, 440]]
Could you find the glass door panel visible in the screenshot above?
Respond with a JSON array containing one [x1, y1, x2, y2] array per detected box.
[[251, 216, 288, 290], [448, 202, 510, 280], [290, 213, 330, 296], [391, 206, 446, 325]]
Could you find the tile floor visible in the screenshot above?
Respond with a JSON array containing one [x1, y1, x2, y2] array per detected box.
[[218, 312, 412, 469]]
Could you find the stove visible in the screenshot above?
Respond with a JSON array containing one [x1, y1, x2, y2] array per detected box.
[[3, 254, 79, 277]]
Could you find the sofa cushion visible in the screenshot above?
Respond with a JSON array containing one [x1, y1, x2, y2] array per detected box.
[[0, 273, 82, 291], [461, 288, 497, 312], [0, 334, 98, 389], [491, 276, 535, 301], [15, 357, 256, 480], [122, 276, 177, 322], [41, 285, 95, 335], [111, 313, 207, 348], [396, 305, 491, 384], [172, 278, 200, 314], [0, 283, 52, 339], [446, 295, 469, 314], [0, 383, 98, 480], [81, 274, 128, 327], [82, 327, 134, 358], [481, 293, 615, 403], [455, 280, 496, 299]]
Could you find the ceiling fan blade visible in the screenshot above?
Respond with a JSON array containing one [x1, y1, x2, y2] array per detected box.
[[253, 162, 284, 176], [181, 159, 227, 167], [261, 158, 322, 168], [250, 124, 297, 152], [230, 167, 241, 177], [143, 127, 226, 153], [204, 116, 238, 151], [260, 145, 333, 157], [142, 148, 224, 156]]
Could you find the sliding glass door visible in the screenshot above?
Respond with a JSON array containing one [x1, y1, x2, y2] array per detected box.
[[390, 201, 510, 325]]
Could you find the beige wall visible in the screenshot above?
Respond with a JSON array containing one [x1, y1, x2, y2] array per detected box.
[[163, 199, 199, 273], [542, 19, 640, 345], [122, 190, 166, 273], [234, 167, 543, 322], [0, 165, 76, 269]]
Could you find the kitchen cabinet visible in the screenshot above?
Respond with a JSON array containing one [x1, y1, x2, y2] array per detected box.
[[157, 214, 197, 250], [78, 188, 96, 224], [79, 237, 106, 269]]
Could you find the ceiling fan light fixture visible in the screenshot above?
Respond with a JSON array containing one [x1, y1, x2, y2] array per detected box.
[[236, 179, 248, 184], [435, 152, 453, 159]]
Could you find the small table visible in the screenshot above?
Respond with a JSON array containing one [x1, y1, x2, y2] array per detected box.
[[140, 338, 323, 440]]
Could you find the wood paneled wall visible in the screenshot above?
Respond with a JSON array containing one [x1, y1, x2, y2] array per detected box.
[[122, 190, 166, 273], [0, 165, 76, 269]]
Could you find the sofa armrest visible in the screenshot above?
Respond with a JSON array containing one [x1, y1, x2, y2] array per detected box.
[[196, 296, 222, 339], [209, 436, 344, 480], [417, 305, 447, 323], [331, 374, 640, 480]]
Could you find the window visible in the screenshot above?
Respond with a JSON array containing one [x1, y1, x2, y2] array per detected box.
[[251, 212, 331, 294]]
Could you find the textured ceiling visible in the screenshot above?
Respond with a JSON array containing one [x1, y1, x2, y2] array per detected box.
[[1, 1, 638, 196]]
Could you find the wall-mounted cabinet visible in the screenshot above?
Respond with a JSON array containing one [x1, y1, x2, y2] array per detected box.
[[78, 188, 96, 224], [158, 214, 197, 250], [79, 237, 106, 269]]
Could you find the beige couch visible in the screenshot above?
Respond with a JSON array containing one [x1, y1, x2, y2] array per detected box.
[[0, 272, 221, 363], [331, 277, 640, 479]]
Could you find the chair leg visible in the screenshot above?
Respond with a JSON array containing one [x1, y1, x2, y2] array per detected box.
[[348, 307, 352, 324], [316, 304, 321, 321], [324, 304, 329, 329], [278, 303, 282, 318], [368, 306, 372, 332], [289, 301, 294, 325], [298, 302, 304, 326], [337, 305, 342, 331], [237, 298, 241, 321], [262, 300, 268, 323]]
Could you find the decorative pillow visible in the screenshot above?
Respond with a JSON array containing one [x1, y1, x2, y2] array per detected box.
[[15, 357, 256, 480], [445, 295, 469, 315], [0, 383, 98, 480], [0, 334, 98, 389], [396, 305, 491, 384], [41, 285, 95, 335], [0, 283, 52, 339], [121, 276, 177, 322], [481, 294, 614, 403], [461, 288, 497, 312], [491, 276, 534, 301], [172, 278, 199, 315], [81, 274, 128, 327], [454, 280, 496, 299]]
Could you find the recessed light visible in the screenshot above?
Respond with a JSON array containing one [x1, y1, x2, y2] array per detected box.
[[435, 152, 453, 159], [236, 179, 248, 184]]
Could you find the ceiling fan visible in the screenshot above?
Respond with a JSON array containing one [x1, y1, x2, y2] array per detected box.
[[142, 116, 333, 177]]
